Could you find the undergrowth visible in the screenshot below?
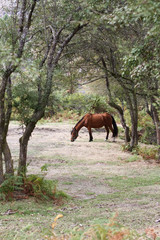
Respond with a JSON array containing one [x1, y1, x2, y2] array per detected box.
[[0, 174, 68, 202], [122, 144, 159, 161], [46, 213, 159, 240]]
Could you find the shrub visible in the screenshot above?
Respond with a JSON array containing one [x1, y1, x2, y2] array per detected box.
[[0, 175, 23, 200], [0, 174, 66, 201], [122, 144, 158, 161], [138, 146, 158, 160], [46, 91, 112, 118], [138, 109, 157, 144]]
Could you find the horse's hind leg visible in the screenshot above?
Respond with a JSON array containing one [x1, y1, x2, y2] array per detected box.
[[105, 126, 109, 141], [88, 127, 93, 142], [108, 124, 115, 142]]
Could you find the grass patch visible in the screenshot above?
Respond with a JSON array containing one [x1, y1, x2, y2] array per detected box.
[[105, 175, 160, 191], [63, 182, 73, 185], [86, 192, 95, 196], [125, 154, 141, 162]]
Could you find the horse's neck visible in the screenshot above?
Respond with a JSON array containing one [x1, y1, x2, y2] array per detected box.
[[75, 119, 84, 132]]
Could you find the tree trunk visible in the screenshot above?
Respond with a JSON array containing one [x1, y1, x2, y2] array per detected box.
[[0, 145, 4, 184], [0, 73, 9, 183], [109, 101, 130, 143], [3, 77, 14, 175], [3, 141, 14, 175], [151, 105, 160, 145], [130, 115, 138, 149], [18, 137, 28, 176], [152, 104, 160, 162], [129, 106, 138, 149], [18, 69, 53, 176], [125, 89, 138, 150], [18, 110, 45, 176]]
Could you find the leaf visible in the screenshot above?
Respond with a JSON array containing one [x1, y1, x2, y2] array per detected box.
[[54, 214, 63, 222], [51, 214, 63, 229]]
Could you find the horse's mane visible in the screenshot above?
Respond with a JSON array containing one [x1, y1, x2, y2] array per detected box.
[[74, 116, 84, 128]]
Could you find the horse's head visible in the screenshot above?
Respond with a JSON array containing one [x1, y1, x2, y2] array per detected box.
[[71, 128, 78, 142]]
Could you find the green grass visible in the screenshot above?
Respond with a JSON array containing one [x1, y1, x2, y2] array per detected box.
[[1, 170, 158, 239], [125, 154, 141, 162], [63, 181, 73, 185], [105, 175, 160, 190]]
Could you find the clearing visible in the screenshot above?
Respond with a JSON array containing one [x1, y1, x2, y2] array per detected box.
[[0, 121, 160, 239]]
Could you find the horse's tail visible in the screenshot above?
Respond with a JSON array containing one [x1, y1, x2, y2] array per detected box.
[[111, 116, 118, 137]]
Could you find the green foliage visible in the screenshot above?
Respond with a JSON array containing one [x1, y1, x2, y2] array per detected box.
[[137, 109, 157, 144], [12, 82, 38, 125], [125, 154, 141, 163], [0, 175, 23, 200], [122, 144, 158, 160], [63, 93, 108, 115], [137, 146, 159, 160], [0, 15, 19, 70], [46, 91, 111, 118], [140, 126, 156, 145], [0, 174, 64, 201]]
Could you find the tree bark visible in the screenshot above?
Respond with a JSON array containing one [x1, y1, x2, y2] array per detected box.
[[128, 91, 138, 150], [109, 101, 130, 143], [0, 73, 10, 183], [0, 144, 4, 184], [3, 77, 14, 175], [3, 141, 14, 175], [152, 103, 160, 162], [18, 110, 44, 176], [152, 109, 160, 146]]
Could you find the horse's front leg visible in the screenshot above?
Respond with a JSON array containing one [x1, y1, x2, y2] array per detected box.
[[88, 127, 93, 142]]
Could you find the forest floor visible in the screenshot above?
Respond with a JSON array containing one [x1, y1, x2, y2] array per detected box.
[[1, 121, 160, 239]]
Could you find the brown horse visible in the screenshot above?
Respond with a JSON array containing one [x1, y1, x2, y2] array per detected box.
[[71, 113, 118, 142]]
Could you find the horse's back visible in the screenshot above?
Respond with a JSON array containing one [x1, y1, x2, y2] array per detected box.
[[84, 113, 111, 128]]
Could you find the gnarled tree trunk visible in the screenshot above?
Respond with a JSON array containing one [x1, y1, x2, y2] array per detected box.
[[109, 101, 130, 143], [3, 141, 14, 175], [18, 110, 44, 176]]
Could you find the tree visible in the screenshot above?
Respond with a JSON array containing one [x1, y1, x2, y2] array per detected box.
[[0, 0, 38, 183], [113, 0, 160, 155], [69, 0, 159, 151], [15, 0, 88, 175], [0, 0, 88, 181]]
